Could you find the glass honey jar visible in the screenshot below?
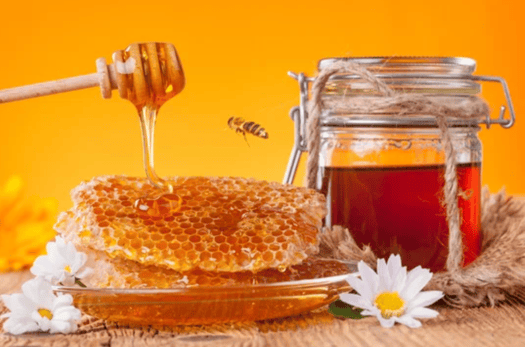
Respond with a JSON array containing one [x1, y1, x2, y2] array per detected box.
[[284, 57, 515, 272]]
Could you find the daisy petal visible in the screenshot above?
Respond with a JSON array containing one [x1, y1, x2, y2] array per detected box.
[[408, 306, 440, 319], [361, 309, 377, 316], [2, 293, 35, 314], [72, 253, 87, 273], [48, 246, 66, 266], [49, 319, 76, 334], [76, 267, 93, 279], [358, 261, 379, 295], [32, 311, 51, 332], [21, 278, 43, 303], [55, 321, 78, 334], [387, 254, 402, 279], [407, 291, 444, 311], [3, 317, 40, 335], [377, 315, 395, 328], [46, 241, 58, 259], [400, 268, 433, 301], [30, 256, 55, 277], [2, 294, 22, 312], [396, 315, 422, 328], [52, 294, 73, 310], [392, 265, 407, 293], [376, 258, 390, 291], [55, 236, 65, 246], [339, 293, 372, 310], [345, 275, 372, 302], [53, 306, 81, 321]]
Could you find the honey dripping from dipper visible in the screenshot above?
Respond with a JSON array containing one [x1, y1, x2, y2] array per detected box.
[[112, 43, 185, 215]]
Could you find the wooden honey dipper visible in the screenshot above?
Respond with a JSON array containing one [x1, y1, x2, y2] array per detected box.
[[0, 42, 185, 105], [0, 42, 185, 193]]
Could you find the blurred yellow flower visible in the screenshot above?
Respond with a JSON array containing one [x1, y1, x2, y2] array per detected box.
[[0, 176, 57, 272]]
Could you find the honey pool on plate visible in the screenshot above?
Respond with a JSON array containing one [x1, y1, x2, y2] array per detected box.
[[55, 263, 354, 325]]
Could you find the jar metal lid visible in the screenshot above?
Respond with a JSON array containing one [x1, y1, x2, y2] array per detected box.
[[318, 56, 481, 96], [318, 56, 477, 75]]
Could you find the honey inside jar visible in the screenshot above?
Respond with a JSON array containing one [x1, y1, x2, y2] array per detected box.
[[310, 57, 486, 272], [320, 163, 481, 272], [317, 125, 483, 272]]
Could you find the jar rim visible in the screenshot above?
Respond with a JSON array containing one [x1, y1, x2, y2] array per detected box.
[[321, 114, 483, 129], [318, 56, 477, 75], [318, 56, 481, 96]]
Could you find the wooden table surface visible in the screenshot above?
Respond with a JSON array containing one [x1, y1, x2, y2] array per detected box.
[[2, 272, 525, 347]]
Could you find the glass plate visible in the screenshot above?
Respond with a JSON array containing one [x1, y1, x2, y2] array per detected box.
[[54, 261, 356, 326]]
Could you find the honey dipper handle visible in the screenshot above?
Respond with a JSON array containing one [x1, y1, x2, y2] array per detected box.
[[0, 58, 117, 104]]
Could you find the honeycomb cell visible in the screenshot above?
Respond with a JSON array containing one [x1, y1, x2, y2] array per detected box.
[[168, 243, 180, 250], [189, 235, 200, 243], [256, 244, 268, 252], [181, 242, 193, 251], [130, 239, 142, 249], [55, 175, 326, 273]]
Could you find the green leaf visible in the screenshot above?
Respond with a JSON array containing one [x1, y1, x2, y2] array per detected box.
[[75, 278, 87, 288], [328, 300, 365, 319]]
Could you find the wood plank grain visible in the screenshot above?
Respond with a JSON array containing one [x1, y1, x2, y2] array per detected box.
[[2, 272, 525, 347]]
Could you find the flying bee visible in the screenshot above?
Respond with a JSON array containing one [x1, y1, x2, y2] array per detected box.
[[227, 117, 269, 144]]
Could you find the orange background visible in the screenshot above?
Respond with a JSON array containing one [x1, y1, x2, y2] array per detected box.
[[0, 0, 523, 212]]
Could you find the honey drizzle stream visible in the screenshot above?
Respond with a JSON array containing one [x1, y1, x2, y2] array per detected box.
[[138, 105, 169, 191], [114, 42, 185, 209]]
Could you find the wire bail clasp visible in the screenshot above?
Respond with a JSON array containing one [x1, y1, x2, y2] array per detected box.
[[283, 71, 516, 185], [283, 72, 309, 185]]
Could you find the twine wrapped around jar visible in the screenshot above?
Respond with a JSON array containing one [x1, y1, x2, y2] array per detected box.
[[307, 60, 490, 273], [310, 60, 525, 307]]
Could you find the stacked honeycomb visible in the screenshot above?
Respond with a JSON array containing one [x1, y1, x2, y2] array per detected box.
[[56, 175, 331, 287], [84, 249, 350, 288]]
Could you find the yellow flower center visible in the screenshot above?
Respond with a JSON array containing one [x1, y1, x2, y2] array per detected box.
[[374, 291, 405, 319], [38, 308, 53, 320], [64, 265, 72, 273]]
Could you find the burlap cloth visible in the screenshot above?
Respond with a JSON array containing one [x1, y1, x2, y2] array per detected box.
[[306, 60, 525, 307]]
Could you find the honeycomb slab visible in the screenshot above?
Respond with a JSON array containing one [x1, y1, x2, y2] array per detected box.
[[56, 176, 326, 273], [84, 249, 350, 288]]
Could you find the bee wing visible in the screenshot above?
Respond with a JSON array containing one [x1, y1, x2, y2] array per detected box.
[[234, 117, 245, 126]]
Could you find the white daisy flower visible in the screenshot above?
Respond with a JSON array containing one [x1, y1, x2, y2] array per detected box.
[[30, 236, 91, 287], [340, 254, 443, 328], [1, 277, 81, 335]]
